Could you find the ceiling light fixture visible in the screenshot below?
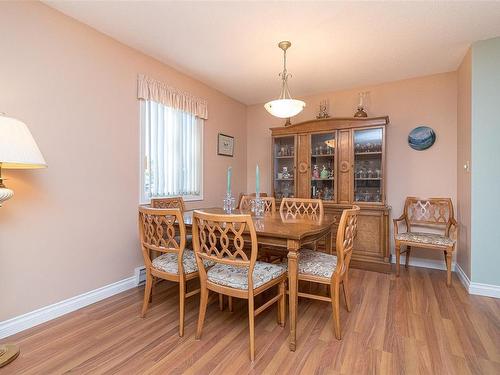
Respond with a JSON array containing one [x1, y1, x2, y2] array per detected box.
[[264, 41, 305, 122]]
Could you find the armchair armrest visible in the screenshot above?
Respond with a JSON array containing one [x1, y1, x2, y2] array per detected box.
[[393, 214, 407, 236]]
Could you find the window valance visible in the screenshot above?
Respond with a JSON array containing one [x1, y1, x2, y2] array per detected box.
[[137, 74, 208, 120]]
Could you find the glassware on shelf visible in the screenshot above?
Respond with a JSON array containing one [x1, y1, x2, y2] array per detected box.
[[283, 181, 291, 197], [320, 165, 329, 179], [324, 187, 332, 200], [312, 165, 319, 179]]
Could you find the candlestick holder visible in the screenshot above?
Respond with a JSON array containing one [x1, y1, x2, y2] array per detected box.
[[251, 197, 266, 218], [223, 192, 236, 213]]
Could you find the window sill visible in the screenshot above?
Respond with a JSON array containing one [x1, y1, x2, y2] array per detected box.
[[140, 195, 204, 205]]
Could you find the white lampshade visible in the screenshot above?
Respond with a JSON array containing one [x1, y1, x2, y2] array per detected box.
[[0, 115, 47, 169], [264, 99, 306, 119]]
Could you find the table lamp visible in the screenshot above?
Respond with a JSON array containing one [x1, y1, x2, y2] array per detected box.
[[0, 113, 47, 368]]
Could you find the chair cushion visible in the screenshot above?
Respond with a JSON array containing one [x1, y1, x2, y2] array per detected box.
[[298, 249, 337, 279], [152, 249, 214, 275], [395, 232, 455, 247], [207, 261, 287, 290]]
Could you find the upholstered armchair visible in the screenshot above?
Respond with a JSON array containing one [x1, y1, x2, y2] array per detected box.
[[393, 197, 457, 286]]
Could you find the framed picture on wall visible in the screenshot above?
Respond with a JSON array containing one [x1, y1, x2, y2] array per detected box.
[[217, 133, 234, 157]]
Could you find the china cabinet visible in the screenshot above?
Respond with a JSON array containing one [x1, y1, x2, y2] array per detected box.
[[270, 117, 391, 272]]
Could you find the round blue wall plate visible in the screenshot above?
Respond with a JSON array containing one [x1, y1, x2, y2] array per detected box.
[[408, 126, 436, 151]]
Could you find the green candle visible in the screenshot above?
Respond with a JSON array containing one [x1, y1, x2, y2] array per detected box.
[[227, 166, 232, 195], [256, 164, 260, 197]]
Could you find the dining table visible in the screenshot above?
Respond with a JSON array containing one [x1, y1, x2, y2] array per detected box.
[[182, 207, 337, 351]]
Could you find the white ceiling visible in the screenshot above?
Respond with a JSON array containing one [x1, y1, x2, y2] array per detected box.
[[45, 1, 500, 105]]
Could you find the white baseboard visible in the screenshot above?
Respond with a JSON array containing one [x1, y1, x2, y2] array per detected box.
[[0, 273, 140, 339], [469, 283, 500, 298], [455, 263, 471, 290], [455, 264, 500, 298], [391, 255, 456, 271]]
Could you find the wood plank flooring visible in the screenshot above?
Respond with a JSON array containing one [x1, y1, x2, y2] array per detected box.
[[2, 267, 499, 374]]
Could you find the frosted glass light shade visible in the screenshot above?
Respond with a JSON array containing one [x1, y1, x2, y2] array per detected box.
[[0, 115, 47, 169], [264, 99, 305, 119]]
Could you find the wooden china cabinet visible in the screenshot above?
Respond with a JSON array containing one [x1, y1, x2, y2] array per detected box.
[[271, 117, 391, 272]]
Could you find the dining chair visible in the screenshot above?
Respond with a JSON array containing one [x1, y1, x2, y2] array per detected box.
[[239, 195, 276, 213], [394, 197, 457, 285], [295, 205, 359, 340], [150, 196, 193, 247], [138, 206, 214, 337], [279, 197, 324, 220], [150, 196, 186, 211], [239, 195, 285, 263], [280, 197, 326, 251], [192, 210, 287, 361], [236, 192, 268, 208]]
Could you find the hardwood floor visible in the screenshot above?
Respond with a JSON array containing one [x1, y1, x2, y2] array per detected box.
[[3, 267, 499, 374]]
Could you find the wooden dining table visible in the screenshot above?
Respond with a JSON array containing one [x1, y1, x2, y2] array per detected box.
[[182, 207, 337, 351]]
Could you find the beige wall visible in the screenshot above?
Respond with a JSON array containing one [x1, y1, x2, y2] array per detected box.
[[0, 2, 246, 321], [456, 50, 472, 278], [247, 73, 458, 261]]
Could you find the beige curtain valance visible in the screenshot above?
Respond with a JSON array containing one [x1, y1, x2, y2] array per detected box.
[[137, 74, 208, 120]]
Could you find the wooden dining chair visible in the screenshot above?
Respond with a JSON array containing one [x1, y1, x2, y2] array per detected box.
[[192, 211, 287, 361], [239, 195, 283, 263], [280, 198, 326, 251], [237, 192, 268, 209], [138, 206, 214, 337], [150, 196, 193, 247], [279, 197, 324, 220], [150, 196, 186, 211], [239, 195, 276, 213], [295, 205, 359, 340]]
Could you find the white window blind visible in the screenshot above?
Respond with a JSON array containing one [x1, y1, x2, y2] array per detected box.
[[141, 99, 203, 201]]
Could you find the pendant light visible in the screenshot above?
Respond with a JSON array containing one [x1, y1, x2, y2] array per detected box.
[[264, 41, 305, 120]]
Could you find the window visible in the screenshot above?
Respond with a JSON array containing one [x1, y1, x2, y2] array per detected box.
[[140, 99, 203, 202]]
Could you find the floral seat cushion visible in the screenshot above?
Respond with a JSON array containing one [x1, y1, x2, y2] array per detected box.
[[207, 261, 287, 290], [395, 232, 455, 247], [152, 249, 214, 275], [298, 249, 337, 279]]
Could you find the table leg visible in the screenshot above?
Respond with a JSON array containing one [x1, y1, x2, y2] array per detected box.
[[287, 239, 299, 351]]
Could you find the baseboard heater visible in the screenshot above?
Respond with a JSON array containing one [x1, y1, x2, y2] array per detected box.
[[134, 266, 146, 285]]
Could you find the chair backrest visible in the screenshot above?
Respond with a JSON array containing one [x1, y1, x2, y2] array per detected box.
[[334, 205, 360, 279], [192, 211, 258, 289], [138, 206, 186, 272], [239, 195, 276, 214], [403, 197, 455, 235], [279, 198, 324, 220], [150, 196, 186, 211], [237, 192, 268, 208]]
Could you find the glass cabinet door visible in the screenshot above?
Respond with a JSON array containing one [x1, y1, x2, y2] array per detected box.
[[310, 132, 335, 201], [273, 136, 295, 199], [353, 128, 383, 203]]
